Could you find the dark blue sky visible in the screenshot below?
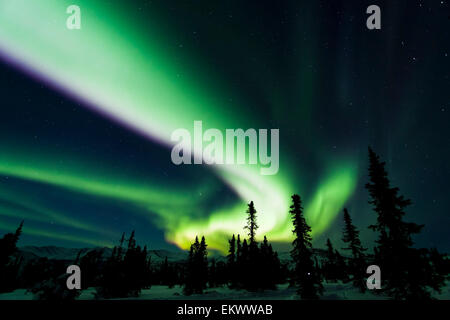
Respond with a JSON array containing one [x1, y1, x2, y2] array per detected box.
[[0, 0, 448, 252]]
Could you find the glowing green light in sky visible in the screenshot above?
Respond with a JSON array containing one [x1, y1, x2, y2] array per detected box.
[[0, 0, 359, 251]]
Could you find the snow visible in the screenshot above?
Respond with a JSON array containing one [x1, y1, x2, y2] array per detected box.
[[2, 281, 448, 300]]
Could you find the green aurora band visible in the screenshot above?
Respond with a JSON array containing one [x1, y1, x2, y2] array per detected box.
[[0, 0, 358, 252]]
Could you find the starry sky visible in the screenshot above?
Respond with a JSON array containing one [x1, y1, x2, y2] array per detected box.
[[0, 0, 448, 253]]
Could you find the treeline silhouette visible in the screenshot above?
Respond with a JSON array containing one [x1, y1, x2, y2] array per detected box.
[[0, 148, 448, 300]]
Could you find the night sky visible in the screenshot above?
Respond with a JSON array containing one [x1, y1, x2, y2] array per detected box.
[[0, 0, 448, 253]]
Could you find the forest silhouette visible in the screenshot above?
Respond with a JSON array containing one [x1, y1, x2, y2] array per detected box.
[[0, 148, 448, 300]]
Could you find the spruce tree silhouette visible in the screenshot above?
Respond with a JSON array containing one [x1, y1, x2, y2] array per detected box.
[[426, 248, 449, 292], [0, 221, 23, 293], [314, 256, 323, 284], [184, 236, 208, 295], [334, 249, 348, 282], [366, 147, 446, 299], [96, 231, 151, 299], [228, 234, 236, 266], [184, 239, 196, 295], [245, 201, 259, 248], [157, 256, 180, 288], [79, 248, 104, 289], [323, 238, 338, 282], [244, 201, 261, 290], [159, 256, 169, 286], [235, 234, 243, 287], [227, 234, 237, 287], [236, 234, 242, 261], [159, 256, 167, 285], [259, 235, 282, 289], [240, 201, 282, 291], [199, 236, 208, 289], [238, 238, 251, 289], [342, 208, 367, 292], [289, 194, 323, 299], [241, 239, 249, 261]]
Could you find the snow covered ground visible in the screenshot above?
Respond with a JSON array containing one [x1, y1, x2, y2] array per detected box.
[[1, 282, 448, 300]]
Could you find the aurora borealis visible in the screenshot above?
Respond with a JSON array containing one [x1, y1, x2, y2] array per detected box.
[[0, 0, 448, 253]]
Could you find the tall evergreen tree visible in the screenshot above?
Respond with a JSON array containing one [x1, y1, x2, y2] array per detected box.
[[365, 147, 445, 299], [184, 236, 208, 295], [245, 201, 258, 246], [199, 236, 208, 286], [117, 232, 125, 259], [260, 236, 270, 258], [238, 238, 249, 288], [342, 208, 367, 292], [322, 238, 347, 283], [227, 234, 236, 266], [334, 249, 348, 282], [227, 234, 237, 287], [79, 249, 104, 289], [96, 231, 151, 299], [259, 235, 282, 289], [326, 239, 336, 263], [0, 221, 24, 293], [184, 238, 197, 295], [236, 234, 241, 261], [159, 256, 172, 286], [323, 238, 337, 282], [15, 221, 23, 240], [241, 239, 249, 263], [289, 194, 322, 299]]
